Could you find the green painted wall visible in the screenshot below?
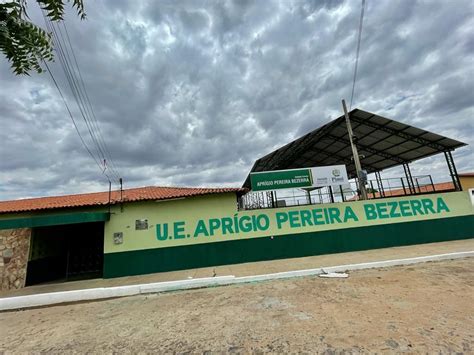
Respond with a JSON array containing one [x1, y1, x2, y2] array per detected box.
[[104, 191, 472, 253], [104, 193, 241, 253], [103, 191, 473, 278], [104, 215, 474, 278], [3, 191, 471, 279]]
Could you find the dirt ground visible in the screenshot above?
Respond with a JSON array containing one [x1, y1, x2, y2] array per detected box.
[[1, 258, 473, 353]]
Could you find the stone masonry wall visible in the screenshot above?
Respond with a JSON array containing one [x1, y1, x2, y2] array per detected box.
[[0, 228, 31, 291]]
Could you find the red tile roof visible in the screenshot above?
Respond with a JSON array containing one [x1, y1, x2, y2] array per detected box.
[[0, 186, 247, 214]]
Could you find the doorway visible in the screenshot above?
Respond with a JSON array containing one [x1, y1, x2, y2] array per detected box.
[[25, 222, 104, 286]]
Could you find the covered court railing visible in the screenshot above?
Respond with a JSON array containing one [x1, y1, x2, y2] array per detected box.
[[238, 174, 454, 211]]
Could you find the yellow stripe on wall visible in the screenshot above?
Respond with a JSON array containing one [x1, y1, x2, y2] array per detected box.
[[104, 191, 473, 254]]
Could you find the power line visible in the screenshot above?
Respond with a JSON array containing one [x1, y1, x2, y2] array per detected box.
[[43, 60, 113, 182], [48, 17, 118, 180], [47, 18, 106, 162], [53, 20, 119, 180], [60, 21, 122, 180], [349, 0, 366, 110], [42, 12, 122, 183], [42, 15, 120, 182]]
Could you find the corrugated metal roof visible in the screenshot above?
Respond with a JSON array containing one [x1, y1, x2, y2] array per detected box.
[[0, 186, 247, 214], [243, 109, 467, 188]]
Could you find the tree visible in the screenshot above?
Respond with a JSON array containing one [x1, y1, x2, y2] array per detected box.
[[0, 0, 85, 75]]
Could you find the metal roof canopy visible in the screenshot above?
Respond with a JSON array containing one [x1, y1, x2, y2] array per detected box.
[[243, 109, 467, 188]]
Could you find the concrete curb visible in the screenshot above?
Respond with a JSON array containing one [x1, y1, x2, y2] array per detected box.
[[1, 251, 472, 311], [0, 276, 235, 312], [232, 251, 474, 286]]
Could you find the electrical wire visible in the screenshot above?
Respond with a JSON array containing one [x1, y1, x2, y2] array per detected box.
[[53, 20, 119, 180], [47, 18, 106, 163], [349, 0, 366, 110], [41, 11, 122, 183], [60, 21, 122, 179], [48, 17, 120, 181], [42, 21, 120, 183], [43, 60, 113, 182]]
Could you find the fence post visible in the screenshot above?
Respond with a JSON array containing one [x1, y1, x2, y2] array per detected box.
[[329, 186, 335, 203], [370, 180, 376, 199], [415, 178, 421, 194], [375, 171, 385, 197], [429, 175, 435, 191], [401, 178, 407, 195]]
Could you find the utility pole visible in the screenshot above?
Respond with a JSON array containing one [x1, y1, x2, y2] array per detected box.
[[342, 99, 368, 200]]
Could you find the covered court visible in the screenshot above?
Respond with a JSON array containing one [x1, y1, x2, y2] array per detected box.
[[242, 108, 467, 208]]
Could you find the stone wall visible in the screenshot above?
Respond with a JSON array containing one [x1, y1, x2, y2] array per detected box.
[[0, 228, 31, 291]]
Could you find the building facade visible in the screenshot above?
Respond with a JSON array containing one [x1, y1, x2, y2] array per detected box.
[[1, 186, 473, 291]]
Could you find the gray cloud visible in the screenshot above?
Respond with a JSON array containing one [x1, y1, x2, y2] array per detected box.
[[1, 0, 473, 200]]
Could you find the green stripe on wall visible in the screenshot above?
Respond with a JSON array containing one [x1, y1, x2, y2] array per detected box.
[[103, 215, 474, 278], [0, 212, 110, 230]]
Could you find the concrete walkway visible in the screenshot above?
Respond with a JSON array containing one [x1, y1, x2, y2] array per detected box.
[[1, 239, 473, 299]]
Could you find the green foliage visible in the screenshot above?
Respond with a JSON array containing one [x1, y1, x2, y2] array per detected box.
[[0, 0, 85, 75]]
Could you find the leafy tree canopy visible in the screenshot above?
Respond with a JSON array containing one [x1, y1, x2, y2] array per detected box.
[[0, 0, 85, 75]]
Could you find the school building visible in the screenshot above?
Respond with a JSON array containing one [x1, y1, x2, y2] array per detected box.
[[1, 109, 473, 290]]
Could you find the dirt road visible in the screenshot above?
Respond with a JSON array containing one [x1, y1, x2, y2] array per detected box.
[[1, 258, 473, 353]]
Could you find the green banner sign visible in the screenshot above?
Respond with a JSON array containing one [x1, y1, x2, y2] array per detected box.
[[250, 168, 313, 191]]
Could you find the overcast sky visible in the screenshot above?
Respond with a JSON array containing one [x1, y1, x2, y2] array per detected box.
[[1, 0, 473, 200]]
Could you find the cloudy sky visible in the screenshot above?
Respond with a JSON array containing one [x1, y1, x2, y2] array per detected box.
[[1, 0, 473, 200]]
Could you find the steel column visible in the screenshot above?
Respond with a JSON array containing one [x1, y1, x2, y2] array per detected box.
[[339, 185, 345, 202], [270, 191, 276, 208], [403, 163, 416, 194], [429, 175, 435, 192], [375, 171, 385, 197], [444, 151, 462, 191], [415, 177, 421, 193], [370, 180, 376, 199], [400, 178, 407, 195], [407, 163, 416, 193], [329, 186, 335, 203], [305, 190, 312, 205]]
